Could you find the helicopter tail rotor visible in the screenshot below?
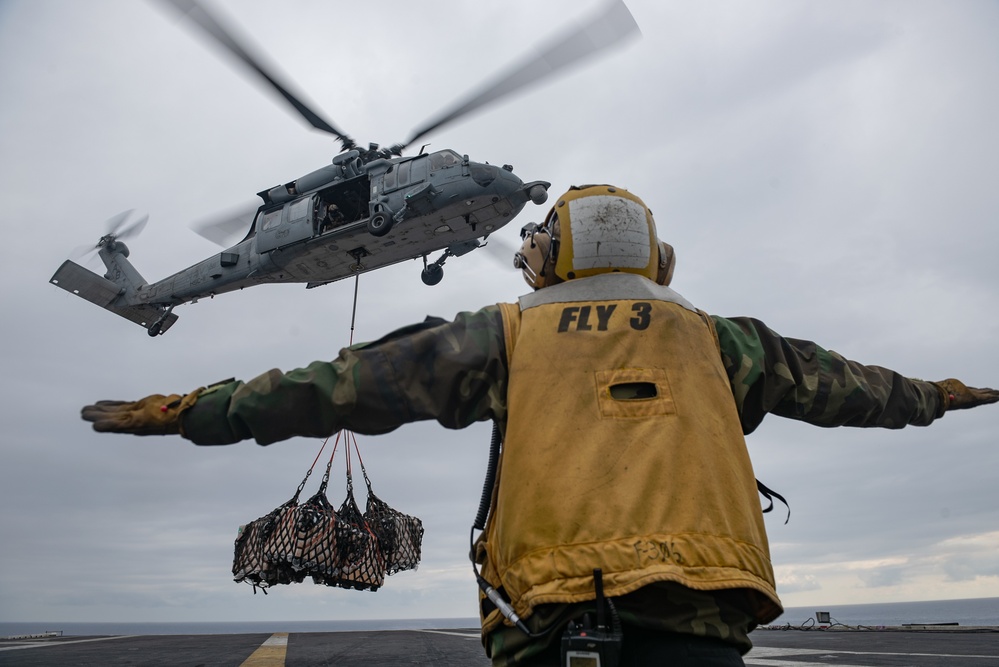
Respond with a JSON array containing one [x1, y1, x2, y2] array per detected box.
[[97, 211, 149, 254], [102, 209, 135, 238], [107, 211, 149, 243], [52, 211, 176, 335], [71, 210, 150, 263]]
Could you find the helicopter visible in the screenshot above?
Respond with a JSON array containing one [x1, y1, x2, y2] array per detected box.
[[49, 0, 639, 336]]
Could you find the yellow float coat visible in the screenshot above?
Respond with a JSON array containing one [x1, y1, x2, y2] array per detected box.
[[480, 274, 782, 634]]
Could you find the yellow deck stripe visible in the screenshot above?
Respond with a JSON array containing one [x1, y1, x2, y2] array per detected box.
[[239, 632, 288, 667]]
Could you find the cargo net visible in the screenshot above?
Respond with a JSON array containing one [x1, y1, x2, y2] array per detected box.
[[232, 431, 423, 593]]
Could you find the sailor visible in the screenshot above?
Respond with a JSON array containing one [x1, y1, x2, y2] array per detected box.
[[318, 202, 344, 233], [82, 184, 998, 666]]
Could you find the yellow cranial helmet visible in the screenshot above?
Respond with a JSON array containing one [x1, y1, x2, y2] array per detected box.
[[514, 185, 674, 289]]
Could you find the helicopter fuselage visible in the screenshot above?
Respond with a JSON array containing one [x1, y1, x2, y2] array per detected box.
[[51, 148, 549, 335], [49, 0, 639, 336]]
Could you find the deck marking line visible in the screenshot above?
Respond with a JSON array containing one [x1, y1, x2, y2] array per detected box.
[[746, 660, 868, 667], [0, 635, 137, 652], [743, 646, 996, 667], [239, 632, 288, 667], [416, 629, 481, 640], [747, 648, 828, 657], [747, 646, 997, 663], [823, 649, 997, 659]]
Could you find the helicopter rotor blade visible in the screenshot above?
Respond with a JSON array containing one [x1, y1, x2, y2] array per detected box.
[[190, 203, 258, 247], [104, 209, 136, 237], [404, 0, 640, 149], [157, 0, 356, 150], [479, 233, 522, 270], [73, 210, 146, 264], [116, 213, 150, 242], [72, 244, 100, 262]]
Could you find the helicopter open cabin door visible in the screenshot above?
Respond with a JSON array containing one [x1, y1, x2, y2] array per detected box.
[[256, 196, 314, 253]]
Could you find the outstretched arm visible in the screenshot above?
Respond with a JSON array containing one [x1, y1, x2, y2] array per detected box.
[[711, 315, 998, 434], [82, 306, 510, 446]]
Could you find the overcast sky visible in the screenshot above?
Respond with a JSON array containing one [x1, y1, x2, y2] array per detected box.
[[1, 0, 997, 627]]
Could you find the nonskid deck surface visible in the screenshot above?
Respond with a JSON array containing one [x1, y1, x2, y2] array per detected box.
[[1, 626, 997, 666]]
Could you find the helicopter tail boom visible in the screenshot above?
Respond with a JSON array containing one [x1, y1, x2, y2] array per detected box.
[[50, 260, 179, 335]]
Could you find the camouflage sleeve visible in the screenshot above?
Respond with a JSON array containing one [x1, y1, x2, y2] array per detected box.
[[711, 315, 946, 435], [181, 305, 510, 446]]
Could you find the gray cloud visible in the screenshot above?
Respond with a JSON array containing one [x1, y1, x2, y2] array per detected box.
[[1, 0, 997, 624], [859, 567, 907, 589]]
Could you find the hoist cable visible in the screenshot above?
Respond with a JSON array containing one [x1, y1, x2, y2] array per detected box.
[[349, 273, 360, 345]]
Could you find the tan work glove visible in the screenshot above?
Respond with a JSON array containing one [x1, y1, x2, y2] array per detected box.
[[81, 389, 203, 436], [933, 379, 999, 411]]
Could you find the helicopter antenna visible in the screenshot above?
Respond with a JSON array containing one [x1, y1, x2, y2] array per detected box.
[[402, 0, 640, 150], [157, 0, 357, 151]]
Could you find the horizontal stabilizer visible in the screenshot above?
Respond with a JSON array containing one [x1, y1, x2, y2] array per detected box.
[[50, 260, 121, 306], [50, 260, 179, 334]]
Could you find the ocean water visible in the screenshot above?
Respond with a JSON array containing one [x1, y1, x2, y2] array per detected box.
[[773, 596, 999, 628], [0, 617, 480, 638], [3, 598, 998, 637]]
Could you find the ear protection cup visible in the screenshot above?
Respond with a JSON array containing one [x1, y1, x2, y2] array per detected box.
[[514, 222, 559, 289], [657, 241, 675, 286]]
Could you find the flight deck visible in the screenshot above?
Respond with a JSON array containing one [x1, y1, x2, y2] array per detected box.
[[2, 625, 997, 666]]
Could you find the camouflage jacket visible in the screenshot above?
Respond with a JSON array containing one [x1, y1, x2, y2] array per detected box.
[[181, 300, 944, 661], [183, 305, 944, 445]]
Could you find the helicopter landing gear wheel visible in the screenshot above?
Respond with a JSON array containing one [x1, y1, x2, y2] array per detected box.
[[147, 305, 174, 337], [367, 212, 393, 237], [421, 264, 444, 286]]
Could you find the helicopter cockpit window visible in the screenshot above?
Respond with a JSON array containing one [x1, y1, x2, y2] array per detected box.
[[429, 150, 461, 170], [410, 156, 427, 183], [260, 209, 282, 231], [383, 166, 396, 191]]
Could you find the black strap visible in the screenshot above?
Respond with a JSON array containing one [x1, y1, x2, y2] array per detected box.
[[757, 479, 790, 524]]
